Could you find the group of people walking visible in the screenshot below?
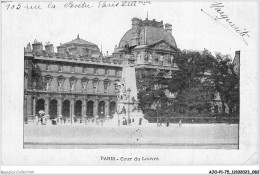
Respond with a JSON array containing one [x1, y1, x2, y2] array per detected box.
[[157, 119, 182, 127], [34, 111, 112, 126], [34, 113, 47, 125]]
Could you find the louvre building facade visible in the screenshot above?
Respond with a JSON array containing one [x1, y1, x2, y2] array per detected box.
[[24, 17, 180, 122]]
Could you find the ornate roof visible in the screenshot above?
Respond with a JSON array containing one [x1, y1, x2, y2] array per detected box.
[[60, 34, 97, 47], [118, 25, 177, 48]]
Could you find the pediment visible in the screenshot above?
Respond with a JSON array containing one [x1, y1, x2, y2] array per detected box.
[[148, 40, 178, 51]]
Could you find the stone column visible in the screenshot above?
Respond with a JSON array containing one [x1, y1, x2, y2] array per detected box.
[[45, 97, 50, 116], [32, 96, 36, 116], [94, 100, 98, 117], [24, 95, 27, 123], [71, 98, 75, 124], [58, 98, 62, 116], [82, 100, 86, 118], [105, 100, 109, 117]]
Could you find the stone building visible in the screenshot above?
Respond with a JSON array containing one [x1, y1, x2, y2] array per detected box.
[[112, 17, 180, 98], [24, 35, 122, 122], [113, 17, 179, 71], [24, 17, 181, 123]]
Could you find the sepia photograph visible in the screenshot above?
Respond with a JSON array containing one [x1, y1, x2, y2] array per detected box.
[[1, 0, 259, 171]]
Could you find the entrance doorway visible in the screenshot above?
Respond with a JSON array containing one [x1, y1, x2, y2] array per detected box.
[[74, 100, 82, 117], [62, 100, 70, 118], [98, 101, 105, 118], [36, 99, 45, 115], [49, 99, 58, 119], [87, 101, 94, 118], [109, 101, 116, 117]]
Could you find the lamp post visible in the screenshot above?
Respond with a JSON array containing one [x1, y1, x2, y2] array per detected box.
[[70, 104, 73, 124], [154, 94, 161, 126], [117, 105, 120, 126], [127, 88, 131, 125], [24, 92, 28, 124]]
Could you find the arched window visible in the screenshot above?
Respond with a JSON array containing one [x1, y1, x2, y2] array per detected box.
[[74, 100, 82, 117], [87, 101, 94, 117], [62, 100, 70, 118], [109, 101, 116, 116], [49, 99, 58, 119], [98, 101, 105, 118]]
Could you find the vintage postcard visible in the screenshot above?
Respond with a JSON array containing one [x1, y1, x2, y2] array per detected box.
[[1, 0, 259, 173]]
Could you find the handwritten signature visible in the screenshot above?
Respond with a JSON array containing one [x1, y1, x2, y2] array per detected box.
[[202, 2, 250, 45]]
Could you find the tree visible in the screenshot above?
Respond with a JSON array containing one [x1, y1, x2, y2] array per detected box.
[[211, 53, 239, 117], [136, 49, 239, 123], [137, 69, 170, 120], [167, 49, 216, 118]]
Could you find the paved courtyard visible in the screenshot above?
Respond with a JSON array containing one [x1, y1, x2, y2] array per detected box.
[[24, 123, 238, 149]]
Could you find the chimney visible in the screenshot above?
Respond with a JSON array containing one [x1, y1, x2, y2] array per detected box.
[[32, 39, 43, 52], [233, 50, 240, 74], [57, 44, 66, 54], [131, 18, 140, 46], [165, 23, 172, 34], [45, 43, 54, 53], [235, 51, 240, 58], [131, 17, 140, 29]]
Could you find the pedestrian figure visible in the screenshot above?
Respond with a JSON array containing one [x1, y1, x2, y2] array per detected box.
[[84, 115, 87, 125], [73, 115, 76, 123], [35, 114, 39, 125], [95, 115, 99, 125], [139, 118, 142, 125], [179, 119, 182, 127], [166, 120, 170, 127], [58, 115, 63, 124], [41, 115, 46, 125], [158, 119, 162, 127]]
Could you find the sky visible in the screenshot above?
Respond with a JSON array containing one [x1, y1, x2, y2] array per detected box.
[[2, 1, 258, 58]]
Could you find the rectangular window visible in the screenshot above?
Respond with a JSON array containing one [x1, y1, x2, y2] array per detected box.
[[115, 69, 120, 76], [168, 57, 171, 64], [155, 56, 159, 64], [83, 67, 87, 74], [70, 82, 75, 92], [93, 81, 98, 93], [58, 80, 63, 91], [94, 68, 98, 75], [25, 60, 28, 68], [105, 69, 109, 76], [46, 64, 50, 71], [104, 82, 109, 93], [82, 82, 87, 92], [71, 66, 75, 73], [58, 65, 62, 72], [144, 54, 149, 62]]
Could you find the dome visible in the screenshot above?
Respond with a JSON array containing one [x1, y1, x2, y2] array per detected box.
[[118, 25, 177, 48]]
